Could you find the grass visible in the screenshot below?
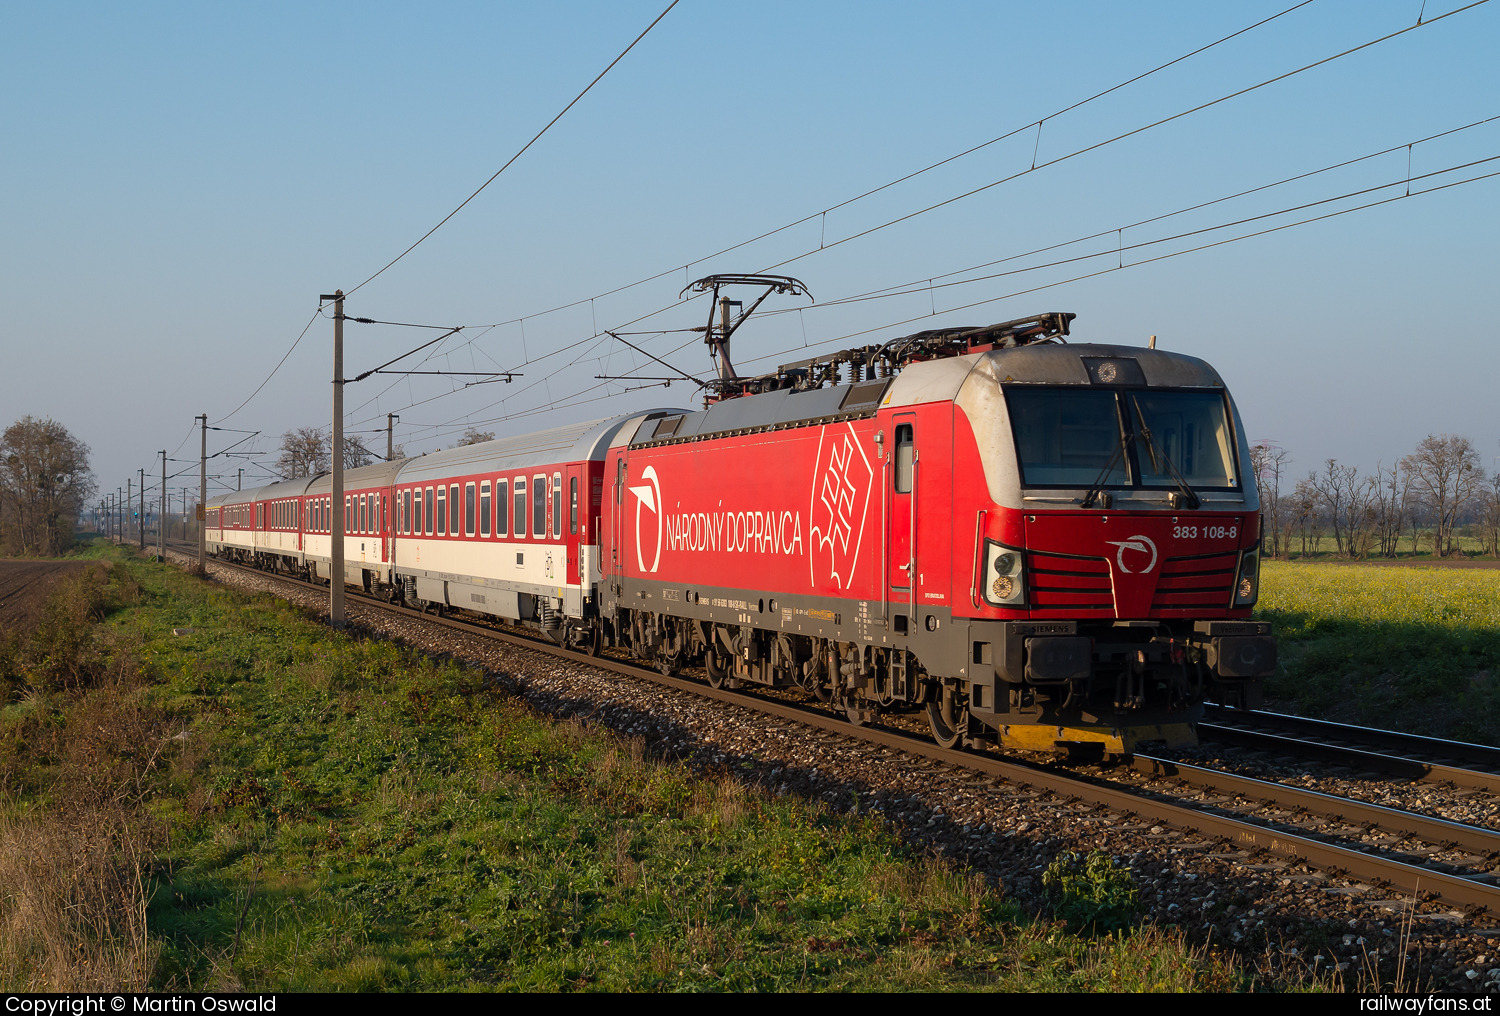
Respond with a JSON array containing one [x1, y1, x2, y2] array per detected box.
[[1257, 561, 1500, 741], [0, 544, 1303, 992]]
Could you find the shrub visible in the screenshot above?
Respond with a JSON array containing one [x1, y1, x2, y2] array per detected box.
[[1042, 850, 1140, 935]]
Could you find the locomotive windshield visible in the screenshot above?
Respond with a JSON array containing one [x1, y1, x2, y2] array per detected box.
[[1006, 387, 1239, 490]]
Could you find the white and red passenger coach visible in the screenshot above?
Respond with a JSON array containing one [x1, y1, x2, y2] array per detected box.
[[208, 311, 1274, 755]]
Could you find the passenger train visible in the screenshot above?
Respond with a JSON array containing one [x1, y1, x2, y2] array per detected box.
[[207, 309, 1273, 756]]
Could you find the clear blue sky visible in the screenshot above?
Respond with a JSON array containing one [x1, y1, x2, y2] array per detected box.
[[3, 1, 1496, 504]]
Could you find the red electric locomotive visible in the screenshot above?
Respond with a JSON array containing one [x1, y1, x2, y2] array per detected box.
[[206, 278, 1272, 757], [597, 297, 1271, 755]]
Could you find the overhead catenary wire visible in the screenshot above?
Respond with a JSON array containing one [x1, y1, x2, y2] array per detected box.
[[351, 118, 1500, 439], [410, 1, 1325, 347], [206, 2, 1338, 436], [206, 2, 1493, 462], [370, 0, 1491, 433], [341, 0, 681, 301]]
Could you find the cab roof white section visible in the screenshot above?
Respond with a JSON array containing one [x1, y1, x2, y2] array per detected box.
[[881, 342, 1226, 410]]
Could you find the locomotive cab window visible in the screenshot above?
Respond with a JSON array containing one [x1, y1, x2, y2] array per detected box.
[[1129, 391, 1239, 488], [1004, 386, 1240, 491], [894, 425, 914, 493]]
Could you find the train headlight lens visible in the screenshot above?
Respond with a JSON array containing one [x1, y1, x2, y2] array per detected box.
[[1233, 546, 1260, 606], [983, 541, 1026, 607]]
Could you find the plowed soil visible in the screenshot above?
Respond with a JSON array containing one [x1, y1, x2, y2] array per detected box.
[[0, 560, 91, 638]]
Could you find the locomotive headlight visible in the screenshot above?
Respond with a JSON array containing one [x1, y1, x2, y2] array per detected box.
[[983, 541, 1026, 607], [1233, 546, 1261, 607]]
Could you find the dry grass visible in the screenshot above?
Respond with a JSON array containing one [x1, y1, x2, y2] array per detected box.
[[0, 807, 157, 991]]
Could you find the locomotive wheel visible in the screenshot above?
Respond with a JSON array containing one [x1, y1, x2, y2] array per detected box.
[[926, 684, 967, 750], [705, 647, 730, 690], [573, 623, 602, 657]]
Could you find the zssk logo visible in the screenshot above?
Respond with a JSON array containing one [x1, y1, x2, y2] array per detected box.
[[1105, 535, 1158, 574], [629, 465, 662, 574]]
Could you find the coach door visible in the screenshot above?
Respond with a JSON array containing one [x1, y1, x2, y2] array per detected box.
[[887, 417, 916, 628], [566, 465, 584, 583]]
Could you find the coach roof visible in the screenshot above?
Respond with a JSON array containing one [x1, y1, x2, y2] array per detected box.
[[394, 414, 649, 486]]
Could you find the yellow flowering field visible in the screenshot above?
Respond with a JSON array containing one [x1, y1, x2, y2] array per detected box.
[[1255, 561, 1500, 740], [1260, 561, 1500, 634]]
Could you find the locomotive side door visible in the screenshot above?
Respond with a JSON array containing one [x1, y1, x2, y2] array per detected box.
[[609, 451, 626, 593], [887, 416, 916, 626]]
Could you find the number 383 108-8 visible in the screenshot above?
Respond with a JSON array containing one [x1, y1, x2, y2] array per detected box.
[[1172, 524, 1238, 540]]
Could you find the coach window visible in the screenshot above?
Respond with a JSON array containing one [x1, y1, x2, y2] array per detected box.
[[894, 424, 914, 493], [552, 474, 562, 538], [379, 495, 385, 534], [425, 486, 434, 535], [449, 484, 459, 536], [360, 495, 367, 534], [436, 487, 446, 536], [532, 474, 546, 538], [513, 478, 526, 537], [569, 477, 578, 535], [464, 482, 476, 537], [496, 479, 508, 537], [415, 489, 424, 537], [480, 481, 492, 537]]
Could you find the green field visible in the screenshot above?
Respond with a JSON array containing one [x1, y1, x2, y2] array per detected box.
[[0, 546, 1272, 992], [1257, 561, 1500, 741]]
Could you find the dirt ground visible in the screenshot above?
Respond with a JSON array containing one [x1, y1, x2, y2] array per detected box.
[[0, 560, 91, 638]]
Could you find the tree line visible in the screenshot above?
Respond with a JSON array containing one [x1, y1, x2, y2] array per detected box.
[[1252, 434, 1500, 559]]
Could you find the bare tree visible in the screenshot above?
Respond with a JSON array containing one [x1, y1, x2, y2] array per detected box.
[[456, 428, 495, 448], [1288, 477, 1323, 556], [1249, 442, 1291, 558], [0, 417, 96, 555], [1400, 434, 1485, 557], [1480, 471, 1500, 559], [1372, 461, 1411, 558], [276, 427, 328, 479], [342, 435, 376, 470]]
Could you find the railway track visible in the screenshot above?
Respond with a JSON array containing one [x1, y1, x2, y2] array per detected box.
[[1200, 704, 1500, 795], [175, 547, 1500, 915]]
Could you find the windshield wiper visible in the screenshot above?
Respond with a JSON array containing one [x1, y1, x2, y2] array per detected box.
[[1079, 428, 1132, 509], [1130, 395, 1200, 510]]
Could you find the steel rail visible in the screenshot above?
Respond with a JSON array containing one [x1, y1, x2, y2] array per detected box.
[[1132, 754, 1500, 858], [1204, 704, 1500, 774], [1198, 723, 1500, 795], [176, 548, 1500, 913]]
